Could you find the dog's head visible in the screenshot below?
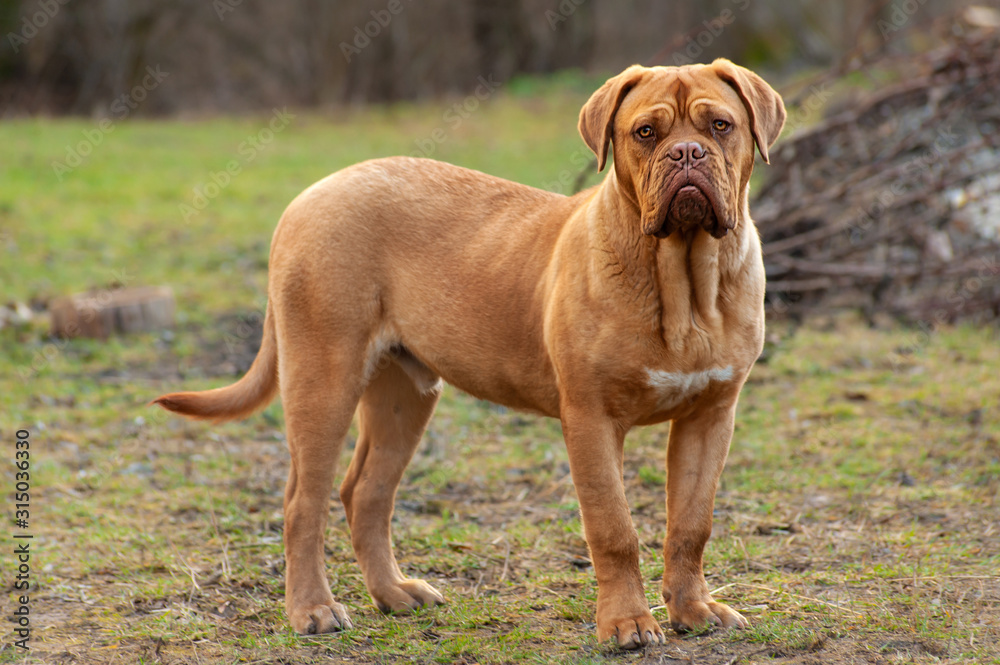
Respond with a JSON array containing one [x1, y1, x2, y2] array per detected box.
[[579, 59, 785, 238]]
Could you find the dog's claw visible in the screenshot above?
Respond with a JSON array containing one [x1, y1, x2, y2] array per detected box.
[[668, 600, 747, 634], [599, 612, 665, 649], [290, 602, 353, 635], [373, 578, 445, 614]]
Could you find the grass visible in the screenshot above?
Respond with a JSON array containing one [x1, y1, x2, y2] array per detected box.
[[1, 73, 999, 664]]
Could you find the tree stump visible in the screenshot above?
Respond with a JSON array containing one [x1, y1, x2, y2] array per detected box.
[[50, 286, 176, 339]]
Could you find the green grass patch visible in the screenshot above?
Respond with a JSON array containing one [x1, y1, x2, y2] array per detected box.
[[2, 79, 999, 663]]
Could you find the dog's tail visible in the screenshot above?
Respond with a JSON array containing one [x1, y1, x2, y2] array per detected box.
[[151, 306, 278, 423]]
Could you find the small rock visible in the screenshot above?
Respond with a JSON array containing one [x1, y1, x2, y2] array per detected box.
[[122, 462, 154, 477]]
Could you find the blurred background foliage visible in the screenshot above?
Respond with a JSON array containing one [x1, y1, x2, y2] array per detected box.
[[0, 0, 990, 115]]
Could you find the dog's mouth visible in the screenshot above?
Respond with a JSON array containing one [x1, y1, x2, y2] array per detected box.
[[641, 167, 734, 240], [653, 185, 717, 238]]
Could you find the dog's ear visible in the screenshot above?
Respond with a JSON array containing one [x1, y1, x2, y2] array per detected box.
[[711, 58, 786, 164], [578, 65, 646, 172]]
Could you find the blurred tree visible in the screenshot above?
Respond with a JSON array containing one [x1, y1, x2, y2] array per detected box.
[[0, 0, 985, 115]]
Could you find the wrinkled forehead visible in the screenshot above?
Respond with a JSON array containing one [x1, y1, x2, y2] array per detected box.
[[617, 65, 745, 122]]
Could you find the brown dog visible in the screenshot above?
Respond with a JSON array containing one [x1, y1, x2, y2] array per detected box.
[[153, 59, 785, 649]]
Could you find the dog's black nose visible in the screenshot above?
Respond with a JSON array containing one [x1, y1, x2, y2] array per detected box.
[[667, 142, 706, 165]]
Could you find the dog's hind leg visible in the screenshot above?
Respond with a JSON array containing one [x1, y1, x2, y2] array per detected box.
[[339, 356, 445, 613], [280, 334, 368, 635]]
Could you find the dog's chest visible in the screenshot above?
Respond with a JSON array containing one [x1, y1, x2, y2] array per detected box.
[[644, 365, 736, 412]]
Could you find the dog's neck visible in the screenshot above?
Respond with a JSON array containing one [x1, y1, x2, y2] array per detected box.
[[592, 171, 761, 349]]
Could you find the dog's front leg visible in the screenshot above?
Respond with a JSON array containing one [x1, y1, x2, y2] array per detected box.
[[662, 401, 749, 632], [561, 408, 665, 649]]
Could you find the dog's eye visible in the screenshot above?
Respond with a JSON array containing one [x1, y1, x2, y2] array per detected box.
[[636, 125, 654, 140], [712, 119, 731, 132]]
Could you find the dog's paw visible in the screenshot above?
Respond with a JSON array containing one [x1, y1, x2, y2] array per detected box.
[[668, 600, 748, 634], [289, 601, 354, 635], [372, 578, 445, 613], [597, 611, 666, 650]]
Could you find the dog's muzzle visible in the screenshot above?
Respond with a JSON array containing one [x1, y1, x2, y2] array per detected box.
[[656, 184, 718, 238], [642, 170, 733, 241]]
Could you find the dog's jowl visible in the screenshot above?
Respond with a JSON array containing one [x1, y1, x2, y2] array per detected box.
[[154, 59, 785, 650]]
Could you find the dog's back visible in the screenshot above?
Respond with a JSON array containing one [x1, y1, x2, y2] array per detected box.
[[271, 156, 587, 413]]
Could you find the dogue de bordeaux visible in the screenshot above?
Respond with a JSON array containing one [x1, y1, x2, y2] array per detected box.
[[154, 58, 785, 649]]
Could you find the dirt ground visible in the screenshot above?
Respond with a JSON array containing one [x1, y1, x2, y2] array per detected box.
[[3, 315, 999, 665]]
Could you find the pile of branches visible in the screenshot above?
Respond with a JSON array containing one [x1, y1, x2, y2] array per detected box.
[[756, 26, 1000, 323]]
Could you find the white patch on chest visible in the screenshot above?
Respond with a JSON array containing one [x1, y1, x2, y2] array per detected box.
[[645, 365, 735, 411]]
